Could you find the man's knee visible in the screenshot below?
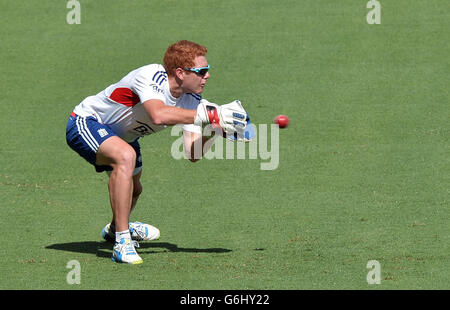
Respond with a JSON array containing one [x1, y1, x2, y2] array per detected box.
[[96, 138, 137, 176], [120, 148, 136, 165], [109, 146, 137, 173]]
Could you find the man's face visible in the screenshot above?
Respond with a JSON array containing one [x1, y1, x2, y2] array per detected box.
[[181, 55, 210, 94]]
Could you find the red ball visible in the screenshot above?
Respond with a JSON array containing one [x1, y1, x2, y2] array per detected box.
[[274, 115, 290, 128]]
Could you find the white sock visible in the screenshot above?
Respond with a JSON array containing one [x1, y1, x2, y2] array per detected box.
[[116, 230, 131, 243]]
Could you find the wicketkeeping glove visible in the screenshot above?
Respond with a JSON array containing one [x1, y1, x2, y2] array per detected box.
[[224, 113, 256, 142], [194, 99, 247, 134]]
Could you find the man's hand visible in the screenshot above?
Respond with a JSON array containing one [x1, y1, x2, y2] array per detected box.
[[194, 99, 247, 134], [224, 113, 256, 142]]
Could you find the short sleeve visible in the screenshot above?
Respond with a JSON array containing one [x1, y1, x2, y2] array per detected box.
[[132, 65, 166, 103]]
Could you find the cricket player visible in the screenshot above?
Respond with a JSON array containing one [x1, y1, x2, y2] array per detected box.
[[66, 40, 248, 264]]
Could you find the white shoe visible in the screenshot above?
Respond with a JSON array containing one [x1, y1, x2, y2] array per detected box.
[[129, 221, 160, 241], [102, 222, 160, 242], [111, 238, 143, 264], [101, 223, 115, 242]]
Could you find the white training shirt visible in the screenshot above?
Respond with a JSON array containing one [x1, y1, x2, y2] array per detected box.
[[73, 64, 202, 142]]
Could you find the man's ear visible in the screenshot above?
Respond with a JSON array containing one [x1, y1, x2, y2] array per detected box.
[[175, 68, 185, 80]]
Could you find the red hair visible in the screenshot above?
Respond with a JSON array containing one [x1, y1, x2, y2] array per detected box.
[[163, 40, 208, 77]]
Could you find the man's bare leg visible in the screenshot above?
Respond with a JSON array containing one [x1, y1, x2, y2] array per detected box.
[[96, 136, 136, 232], [109, 171, 143, 228]]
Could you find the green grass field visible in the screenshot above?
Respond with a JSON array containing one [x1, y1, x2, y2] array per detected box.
[[0, 0, 448, 290]]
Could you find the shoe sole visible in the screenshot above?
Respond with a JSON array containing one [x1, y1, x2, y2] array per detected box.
[[111, 256, 143, 265]]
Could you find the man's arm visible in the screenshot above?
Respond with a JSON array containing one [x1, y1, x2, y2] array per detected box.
[[144, 99, 248, 133], [183, 130, 217, 163], [143, 99, 196, 125]]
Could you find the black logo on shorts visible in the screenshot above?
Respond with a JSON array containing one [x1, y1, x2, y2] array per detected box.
[[134, 121, 155, 136]]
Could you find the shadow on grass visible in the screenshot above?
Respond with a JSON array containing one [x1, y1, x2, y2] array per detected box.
[[46, 241, 232, 258]]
